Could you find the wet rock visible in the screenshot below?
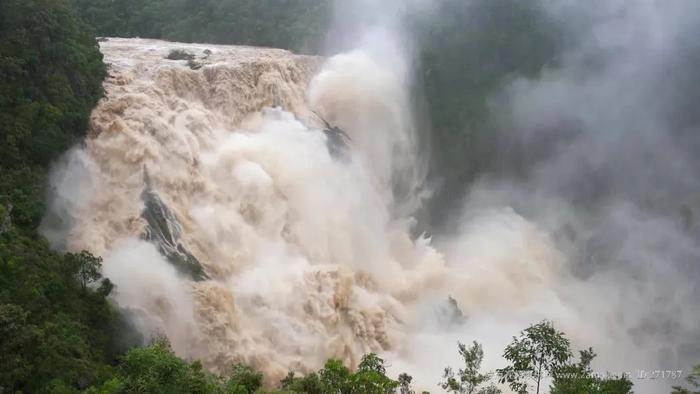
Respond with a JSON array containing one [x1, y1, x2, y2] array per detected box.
[[437, 296, 467, 326], [315, 112, 351, 158], [141, 170, 207, 281], [324, 126, 351, 157]]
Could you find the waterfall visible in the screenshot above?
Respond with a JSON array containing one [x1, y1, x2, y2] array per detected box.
[[41, 37, 683, 393]]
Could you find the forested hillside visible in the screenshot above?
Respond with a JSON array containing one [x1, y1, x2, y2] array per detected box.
[[409, 0, 562, 224], [74, 0, 332, 53], [0, 0, 129, 392]]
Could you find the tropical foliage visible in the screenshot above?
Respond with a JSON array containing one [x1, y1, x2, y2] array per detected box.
[[0, 1, 127, 392], [74, 0, 332, 53]]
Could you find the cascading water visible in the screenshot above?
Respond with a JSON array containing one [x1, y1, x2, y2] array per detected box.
[[42, 37, 443, 379], [41, 37, 693, 393]]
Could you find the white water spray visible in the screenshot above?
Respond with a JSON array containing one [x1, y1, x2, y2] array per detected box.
[[42, 37, 680, 393]]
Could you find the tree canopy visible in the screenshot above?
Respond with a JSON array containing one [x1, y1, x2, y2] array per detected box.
[[73, 0, 332, 54], [0, 1, 126, 392]]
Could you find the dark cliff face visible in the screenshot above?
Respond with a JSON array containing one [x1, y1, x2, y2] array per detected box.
[[140, 172, 207, 281]]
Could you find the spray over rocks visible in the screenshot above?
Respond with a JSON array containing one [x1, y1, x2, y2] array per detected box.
[[41, 26, 696, 392], [41, 37, 447, 381]]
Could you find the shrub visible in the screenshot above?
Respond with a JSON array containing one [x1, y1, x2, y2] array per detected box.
[[166, 49, 195, 61]]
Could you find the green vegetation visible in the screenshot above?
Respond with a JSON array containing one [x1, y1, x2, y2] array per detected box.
[[0, 227, 132, 392], [0, 0, 130, 392], [672, 366, 700, 394], [77, 321, 636, 393], [435, 321, 633, 394], [164, 50, 204, 71], [74, 0, 332, 53], [1, 0, 105, 228], [494, 321, 632, 394], [409, 0, 563, 224], [85, 337, 223, 394], [279, 354, 401, 394], [550, 349, 633, 394], [497, 321, 572, 394], [84, 338, 400, 394], [166, 49, 195, 61], [440, 341, 499, 393], [0, 0, 105, 170]]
